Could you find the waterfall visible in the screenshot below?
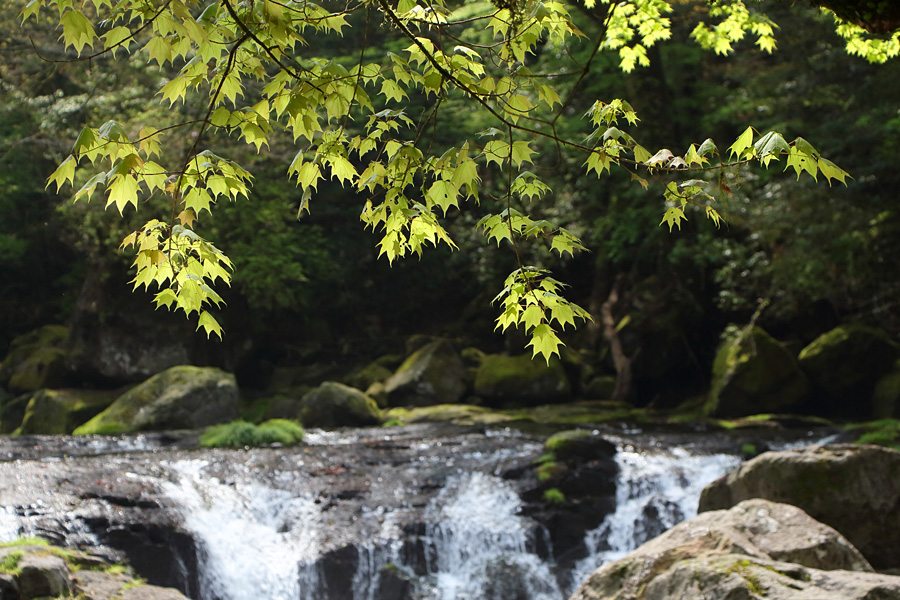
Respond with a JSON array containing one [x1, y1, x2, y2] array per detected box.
[[157, 447, 739, 600], [419, 471, 562, 600], [567, 445, 742, 591], [158, 459, 322, 600]]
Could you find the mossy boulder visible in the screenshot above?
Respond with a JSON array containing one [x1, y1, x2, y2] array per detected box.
[[699, 443, 900, 571], [873, 370, 900, 419], [707, 326, 809, 418], [297, 381, 381, 428], [384, 340, 468, 407], [473, 353, 571, 407], [74, 366, 239, 435], [17, 389, 118, 434], [798, 325, 900, 417], [0, 325, 71, 394], [343, 360, 393, 392]]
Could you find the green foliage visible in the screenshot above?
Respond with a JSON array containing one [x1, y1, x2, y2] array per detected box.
[[199, 419, 304, 448], [542, 487, 566, 504], [846, 419, 900, 450], [0, 550, 24, 575], [22, 0, 870, 359], [0, 537, 48, 549]]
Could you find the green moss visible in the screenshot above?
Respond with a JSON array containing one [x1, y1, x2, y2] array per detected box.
[[542, 488, 566, 504], [200, 419, 303, 448], [545, 429, 592, 454], [846, 418, 900, 450], [0, 537, 48, 548], [0, 550, 23, 574]]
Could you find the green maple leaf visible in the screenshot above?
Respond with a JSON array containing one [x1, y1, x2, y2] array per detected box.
[[527, 323, 563, 363]]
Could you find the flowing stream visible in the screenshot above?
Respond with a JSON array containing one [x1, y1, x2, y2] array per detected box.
[[0, 424, 835, 600], [150, 433, 742, 600]]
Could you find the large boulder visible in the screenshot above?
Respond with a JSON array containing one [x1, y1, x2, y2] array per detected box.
[[569, 498, 886, 600], [634, 554, 900, 600], [798, 324, 900, 417], [699, 443, 900, 571], [74, 366, 239, 434], [706, 326, 809, 418], [297, 382, 381, 428], [473, 354, 571, 407], [384, 340, 468, 407], [17, 389, 117, 434], [0, 325, 72, 393]]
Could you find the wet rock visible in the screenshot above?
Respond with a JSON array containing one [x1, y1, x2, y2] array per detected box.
[[474, 354, 571, 407], [0, 325, 72, 394], [385, 340, 468, 407], [17, 553, 71, 598], [798, 324, 900, 418], [0, 573, 17, 600], [873, 369, 900, 418], [570, 498, 878, 600], [74, 366, 239, 434], [707, 326, 809, 418], [699, 443, 900, 571], [18, 389, 117, 434], [298, 382, 382, 428]]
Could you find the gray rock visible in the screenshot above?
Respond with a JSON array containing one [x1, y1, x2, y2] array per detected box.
[[699, 443, 900, 571], [643, 554, 900, 600], [570, 499, 874, 600], [298, 382, 381, 428], [0, 573, 18, 600], [17, 553, 70, 598], [385, 340, 468, 407], [74, 366, 239, 434], [707, 326, 809, 418]]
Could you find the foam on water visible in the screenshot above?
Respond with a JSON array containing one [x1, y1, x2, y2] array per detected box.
[[159, 459, 322, 600]]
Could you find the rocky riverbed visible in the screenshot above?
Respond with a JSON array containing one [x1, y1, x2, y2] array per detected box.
[[0, 421, 846, 600]]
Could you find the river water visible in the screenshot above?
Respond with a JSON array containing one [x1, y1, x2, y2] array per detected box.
[[0, 423, 836, 600]]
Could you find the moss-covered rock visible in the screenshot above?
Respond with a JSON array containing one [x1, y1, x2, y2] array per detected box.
[[200, 418, 303, 447], [872, 370, 900, 419], [473, 354, 571, 407], [383, 404, 515, 426], [707, 326, 809, 418], [798, 325, 900, 417], [0, 325, 71, 394], [73, 366, 239, 435], [0, 393, 31, 434], [384, 340, 468, 407], [343, 361, 393, 392], [298, 381, 381, 428], [18, 389, 118, 434]]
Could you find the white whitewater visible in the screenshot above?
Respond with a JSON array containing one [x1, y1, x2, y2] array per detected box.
[[568, 445, 742, 591], [419, 471, 561, 600], [158, 448, 740, 600], [158, 459, 322, 600]]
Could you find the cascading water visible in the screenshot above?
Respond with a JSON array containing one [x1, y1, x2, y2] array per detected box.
[[417, 471, 561, 600], [0, 425, 837, 600], [153, 433, 746, 600], [567, 444, 742, 592], [159, 459, 322, 600]]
